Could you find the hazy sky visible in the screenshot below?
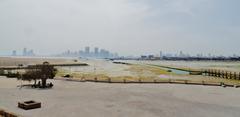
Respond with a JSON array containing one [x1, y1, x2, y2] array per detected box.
[[0, 0, 240, 56]]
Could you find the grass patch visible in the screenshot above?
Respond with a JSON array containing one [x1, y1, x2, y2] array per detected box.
[[125, 64, 173, 75]]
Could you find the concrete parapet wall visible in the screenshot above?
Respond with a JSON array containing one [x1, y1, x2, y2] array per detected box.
[[55, 77, 239, 88]]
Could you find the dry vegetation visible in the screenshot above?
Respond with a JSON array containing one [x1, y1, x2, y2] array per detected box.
[[125, 64, 173, 75], [56, 63, 240, 85], [56, 63, 174, 82]]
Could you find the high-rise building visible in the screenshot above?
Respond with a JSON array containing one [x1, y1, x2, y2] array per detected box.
[[85, 47, 90, 56], [160, 51, 163, 58], [179, 51, 184, 57], [208, 53, 212, 58], [23, 48, 27, 56], [79, 50, 84, 56], [28, 49, 35, 56], [12, 50, 17, 56], [100, 49, 105, 57], [94, 47, 99, 57]]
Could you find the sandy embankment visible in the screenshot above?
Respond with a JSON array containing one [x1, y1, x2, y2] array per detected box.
[[0, 57, 78, 66]]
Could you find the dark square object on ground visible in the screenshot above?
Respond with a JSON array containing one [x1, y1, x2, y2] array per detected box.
[[18, 100, 41, 110]]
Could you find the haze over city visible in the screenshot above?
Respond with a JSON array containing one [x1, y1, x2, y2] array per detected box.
[[0, 0, 240, 56]]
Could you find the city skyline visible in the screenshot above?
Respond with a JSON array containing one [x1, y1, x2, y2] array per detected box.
[[6, 47, 240, 58], [58, 46, 119, 58], [5, 47, 240, 57], [11, 48, 35, 56], [7, 46, 119, 58]]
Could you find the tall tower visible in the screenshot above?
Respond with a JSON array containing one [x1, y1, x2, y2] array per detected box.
[[12, 50, 17, 56], [85, 46, 90, 56], [23, 48, 27, 56], [94, 47, 99, 57], [179, 51, 184, 57], [160, 51, 163, 58], [29, 49, 34, 56]]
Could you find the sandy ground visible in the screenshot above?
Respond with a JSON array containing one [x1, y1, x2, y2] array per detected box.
[[0, 76, 240, 117], [0, 57, 79, 66], [124, 60, 240, 72], [58, 59, 133, 77]]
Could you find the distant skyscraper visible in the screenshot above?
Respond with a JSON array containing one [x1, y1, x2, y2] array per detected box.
[[23, 48, 27, 56], [100, 49, 105, 57], [12, 50, 17, 56], [94, 47, 99, 57], [85, 46, 90, 56], [160, 51, 163, 58], [179, 51, 184, 57], [79, 50, 84, 56], [208, 53, 212, 58], [28, 49, 35, 56]]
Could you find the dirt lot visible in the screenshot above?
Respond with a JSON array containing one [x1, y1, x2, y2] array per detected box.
[[126, 60, 240, 72], [0, 57, 77, 66], [0, 76, 240, 117]]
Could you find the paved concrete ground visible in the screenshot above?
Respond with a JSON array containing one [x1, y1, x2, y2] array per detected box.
[[0, 77, 240, 117]]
